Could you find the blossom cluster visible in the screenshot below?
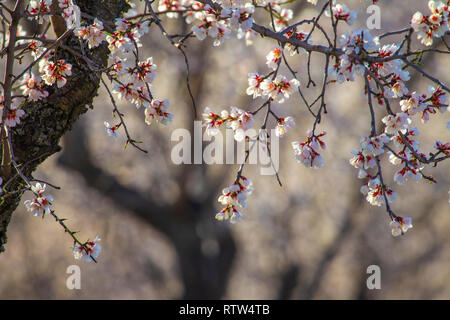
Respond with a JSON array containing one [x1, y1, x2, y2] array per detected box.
[[21, 74, 49, 102], [191, 3, 253, 46], [247, 71, 300, 103], [202, 106, 254, 141], [350, 134, 390, 170], [110, 56, 157, 106], [144, 99, 174, 125], [216, 176, 253, 223], [390, 217, 413, 237], [76, 18, 105, 49], [58, 0, 81, 29], [74, 12, 173, 136], [272, 6, 294, 31], [328, 29, 378, 83], [390, 148, 423, 186], [40, 59, 72, 88], [71, 237, 102, 262], [26, 0, 52, 24], [0, 93, 25, 127], [275, 116, 295, 137], [325, 1, 357, 26], [349, 133, 401, 208], [105, 18, 149, 54], [266, 46, 283, 71], [5, 55, 72, 127], [292, 130, 327, 169], [104, 121, 120, 138], [26, 0, 80, 28], [360, 177, 397, 207], [411, 0, 449, 46], [23, 183, 53, 217]]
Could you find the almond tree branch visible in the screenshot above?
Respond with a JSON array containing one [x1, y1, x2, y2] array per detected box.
[[0, 0, 130, 253]]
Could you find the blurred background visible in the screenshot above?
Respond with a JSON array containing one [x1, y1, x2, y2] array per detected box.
[[0, 0, 449, 299]]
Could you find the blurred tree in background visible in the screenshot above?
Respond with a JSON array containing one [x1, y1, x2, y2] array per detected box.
[[0, 0, 448, 299]]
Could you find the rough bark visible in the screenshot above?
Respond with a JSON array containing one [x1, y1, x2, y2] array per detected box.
[[0, 0, 129, 252]]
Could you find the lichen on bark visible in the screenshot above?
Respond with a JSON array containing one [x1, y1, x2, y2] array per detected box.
[[0, 0, 129, 252]]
